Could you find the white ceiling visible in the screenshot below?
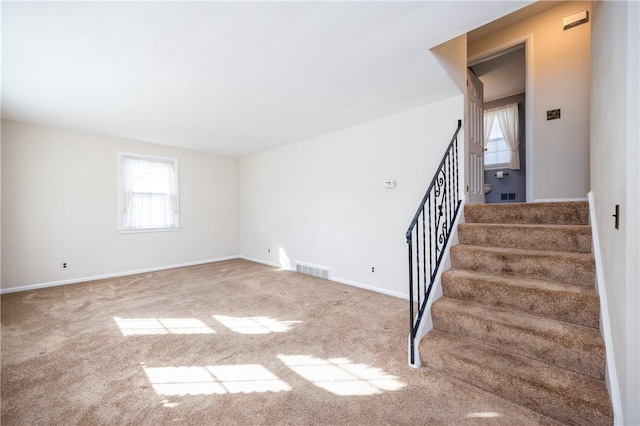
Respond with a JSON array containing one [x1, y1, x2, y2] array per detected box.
[[2, 1, 533, 157], [471, 45, 526, 102]]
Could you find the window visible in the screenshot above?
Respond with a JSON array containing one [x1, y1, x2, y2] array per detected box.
[[484, 116, 511, 168], [118, 152, 180, 233], [483, 103, 520, 170]]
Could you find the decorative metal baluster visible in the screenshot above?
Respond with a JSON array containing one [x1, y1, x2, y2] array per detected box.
[[415, 216, 421, 311], [454, 140, 459, 203], [421, 212, 425, 310], [447, 147, 452, 224], [406, 121, 462, 367], [430, 194, 434, 280]]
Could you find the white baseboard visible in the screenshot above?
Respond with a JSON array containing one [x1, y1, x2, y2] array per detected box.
[[237, 255, 284, 269], [588, 192, 624, 425], [0, 256, 240, 295], [533, 197, 588, 202], [332, 276, 409, 300], [1, 254, 409, 302], [238, 256, 409, 300]]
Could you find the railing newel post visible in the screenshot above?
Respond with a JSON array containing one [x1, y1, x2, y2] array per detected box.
[[407, 234, 414, 365]]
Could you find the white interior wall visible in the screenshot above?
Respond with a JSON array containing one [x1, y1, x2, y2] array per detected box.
[[590, 1, 640, 424], [625, 5, 640, 422], [431, 34, 468, 95], [1, 120, 239, 290], [3, 95, 463, 299], [430, 35, 468, 203], [468, 1, 591, 201], [238, 96, 463, 298]]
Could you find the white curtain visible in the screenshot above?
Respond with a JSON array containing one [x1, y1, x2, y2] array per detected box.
[[493, 103, 520, 170], [121, 156, 178, 229], [483, 112, 493, 149]]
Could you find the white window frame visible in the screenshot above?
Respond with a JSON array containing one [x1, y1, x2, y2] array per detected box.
[[483, 116, 511, 170], [117, 152, 181, 234]]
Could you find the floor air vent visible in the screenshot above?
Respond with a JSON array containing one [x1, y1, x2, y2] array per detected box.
[[296, 262, 331, 280], [500, 192, 517, 202]]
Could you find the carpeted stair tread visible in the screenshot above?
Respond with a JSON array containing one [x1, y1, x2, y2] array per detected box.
[[442, 269, 600, 328], [450, 244, 595, 287], [421, 201, 611, 424], [458, 223, 592, 253], [464, 201, 589, 225], [431, 297, 605, 379], [420, 330, 613, 425], [422, 368, 566, 426]]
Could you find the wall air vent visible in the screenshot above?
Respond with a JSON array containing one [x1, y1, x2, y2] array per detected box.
[[296, 262, 331, 280], [563, 9, 589, 30]]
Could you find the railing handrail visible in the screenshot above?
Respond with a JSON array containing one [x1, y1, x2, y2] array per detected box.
[[406, 119, 462, 241], [407, 119, 462, 367]]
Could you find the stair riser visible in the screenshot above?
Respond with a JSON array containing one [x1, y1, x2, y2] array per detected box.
[[451, 247, 595, 287], [431, 301, 605, 379], [441, 272, 600, 328], [421, 338, 612, 425], [464, 202, 589, 225], [458, 224, 592, 253]]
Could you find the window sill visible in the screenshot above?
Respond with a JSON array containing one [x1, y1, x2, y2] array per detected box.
[[117, 227, 182, 235], [484, 163, 510, 171]]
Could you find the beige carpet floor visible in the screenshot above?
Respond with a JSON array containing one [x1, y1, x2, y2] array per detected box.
[[1, 259, 561, 425]]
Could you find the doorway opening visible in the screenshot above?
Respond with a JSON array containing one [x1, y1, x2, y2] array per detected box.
[[468, 40, 530, 203]]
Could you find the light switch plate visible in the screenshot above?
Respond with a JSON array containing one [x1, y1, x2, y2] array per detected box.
[[547, 109, 561, 120]]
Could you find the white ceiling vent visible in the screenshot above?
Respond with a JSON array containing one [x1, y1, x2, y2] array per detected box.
[[296, 262, 331, 280]]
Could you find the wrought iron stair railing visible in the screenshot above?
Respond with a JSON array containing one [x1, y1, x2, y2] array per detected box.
[[406, 120, 462, 366]]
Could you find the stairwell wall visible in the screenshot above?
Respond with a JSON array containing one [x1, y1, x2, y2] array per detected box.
[[468, 1, 592, 201], [238, 95, 463, 298], [590, 1, 640, 424]]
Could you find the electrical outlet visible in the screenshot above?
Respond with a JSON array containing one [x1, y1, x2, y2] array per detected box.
[[62, 262, 68, 269], [267, 248, 271, 254], [371, 266, 375, 273]]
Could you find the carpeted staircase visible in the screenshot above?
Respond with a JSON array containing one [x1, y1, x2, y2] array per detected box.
[[419, 201, 613, 425]]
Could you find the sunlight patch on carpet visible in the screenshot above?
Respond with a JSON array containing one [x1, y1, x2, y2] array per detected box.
[[466, 412, 502, 418], [114, 317, 215, 335], [277, 355, 406, 396], [143, 364, 291, 396], [160, 399, 179, 408], [213, 315, 301, 334]]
